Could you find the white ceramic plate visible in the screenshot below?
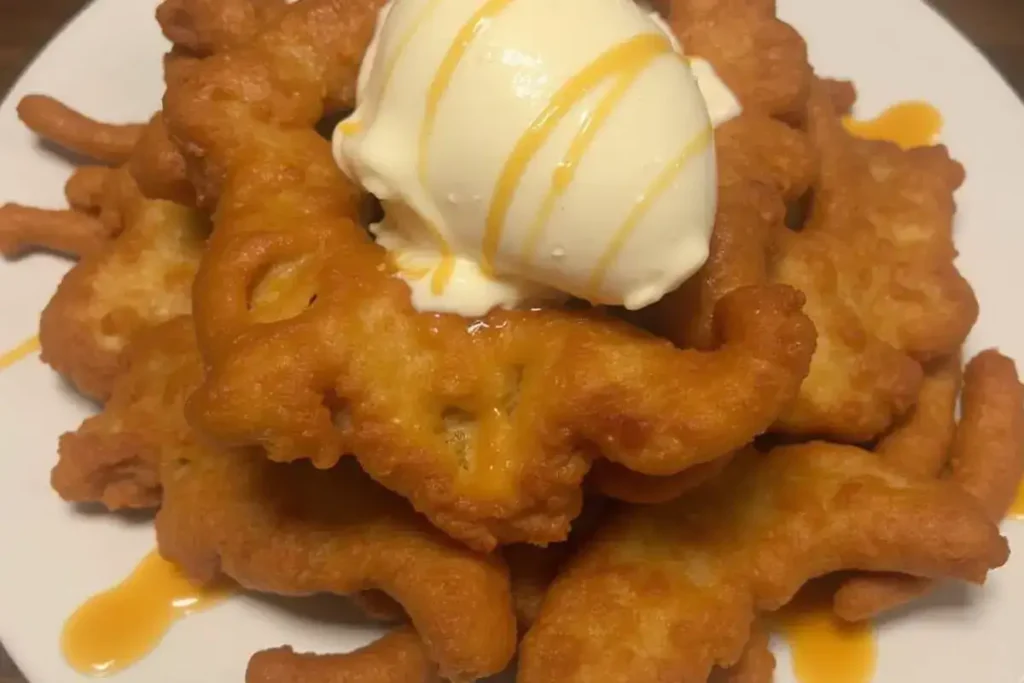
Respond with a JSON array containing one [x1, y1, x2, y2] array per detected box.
[[2, 0, 1024, 681]]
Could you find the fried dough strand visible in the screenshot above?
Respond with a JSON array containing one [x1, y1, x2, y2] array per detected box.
[[158, 448, 517, 680], [51, 318, 201, 508], [770, 82, 977, 441], [17, 94, 144, 165], [246, 629, 440, 683], [874, 353, 962, 478], [833, 350, 1024, 621], [518, 444, 1007, 683], [635, 113, 815, 352], [157, 0, 290, 57], [38, 171, 205, 400], [53, 316, 517, 679], [64, 166, 113, 213], [0, 204, 109, 258], [589, 454, 734, 505], [718, 623, 776, 683]]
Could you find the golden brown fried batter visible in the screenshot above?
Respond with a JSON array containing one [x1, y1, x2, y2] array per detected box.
[[39, 173, 205, 400], [17, 94, 145, 165], [874, 353, 962, 478], [636, 113, 815, 351], [55, 316, 517, 679], [718, 623, 775, 683], [157, 0, 290, 57], [52, 317, 200, 508], [162, 0, 815, 550], [504, 499, 607, 630], [158, 451, 517, 680], [518, 444, 1008, 683], [827, 353, 961, 618], [64, 166, 113, 213], [820, 78, 858, 116], [505, 543, 574, 631], [833, 350, 1024, 621], [0, 204, 109, 258], [770, 83, 977, 441], [714, 113, 818, 203], [664, 0, 813, 119], [246, 629, 439, 683], [589, 454, 733, 504], [129, 115, 196, 206], [0, 93, 206, 399]]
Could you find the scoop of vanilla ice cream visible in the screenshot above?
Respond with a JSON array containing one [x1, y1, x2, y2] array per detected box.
[[334, 0, 740, 316]]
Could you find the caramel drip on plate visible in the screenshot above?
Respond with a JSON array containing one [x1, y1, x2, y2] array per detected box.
[[844, 101, 943, 150], [483, 33, 673, 273], [775, 584, 878, 683], [419, 0, 520, 184], [1009, 479, 1024, 519], [61, 550, 231, 676], [586, 124, 711, 297], [0, 335, 40, 372]]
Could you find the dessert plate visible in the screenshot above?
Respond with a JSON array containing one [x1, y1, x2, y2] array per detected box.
[[1, 0, 1023, 681]]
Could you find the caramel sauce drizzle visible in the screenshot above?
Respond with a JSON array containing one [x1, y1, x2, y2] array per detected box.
[[586, 124, 711, 298], [843, 101, 943, 150], [521, 45, 666, 261], [0, 335, 40, 372], [775, 584, 878, 683], [419, 0, 519, 184], [482, 33, 674, 274], [61, 550, 231, 676]]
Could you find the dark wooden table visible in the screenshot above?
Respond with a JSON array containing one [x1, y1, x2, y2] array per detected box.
[[1, 0, 1023, 681]]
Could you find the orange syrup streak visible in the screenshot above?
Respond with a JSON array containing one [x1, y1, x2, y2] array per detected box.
[[61, 550, 232, 676], [843, 101, 943, 150], [0, 335, 40, 372], [775, 583, 878, 683]]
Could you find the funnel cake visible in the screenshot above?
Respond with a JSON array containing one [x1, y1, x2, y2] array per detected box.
[[770, 83, 978, 441], [56, 317, 518, 680], [518, 443, 1009, 683], [833, 350, 1024, 621], [162, 0, 815, 550], [51, 317, 202, 508], [0, 97, 206, 400]]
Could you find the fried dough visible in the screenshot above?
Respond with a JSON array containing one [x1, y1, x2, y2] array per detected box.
[[157, 0, 290, 57], [0, 204, 110, 259], [38, 173, 205, 400], [158, 447, 517, 680], [55, 315, 517, 679], [874, 353, 962, 479], [635, 113, 815, 351], [771, 83, 977, 441], [0, 94, 207, 399], [589, 454, 733, 504], [17, 94, 144, 165], [162, 0, 815, 550], [518, 444, 1008, 683], [834, 350, 1024, 621], [247, 628, 439, 683], [663, 0, 813, 119], [718, 623, 775, 683], [52, 317, 200, 508]]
